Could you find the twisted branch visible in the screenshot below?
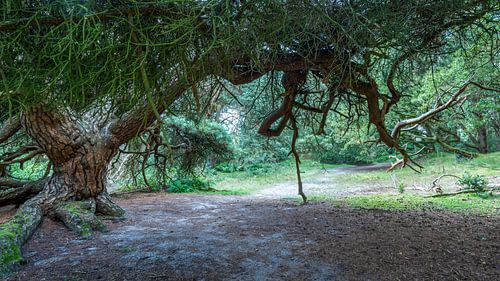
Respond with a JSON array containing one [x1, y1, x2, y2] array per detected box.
[[0, 115, 21, 144]]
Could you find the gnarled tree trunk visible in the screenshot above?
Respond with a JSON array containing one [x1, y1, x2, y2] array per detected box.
[[1, 107, 126, 274], [22, 107, 119, 203], [0, 84, 186, 274]]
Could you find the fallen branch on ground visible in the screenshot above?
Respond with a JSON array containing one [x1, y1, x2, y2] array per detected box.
[[425, 189, 496, 198], [430, 174, 462, 193]]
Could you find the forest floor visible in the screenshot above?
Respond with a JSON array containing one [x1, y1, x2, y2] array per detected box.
[[3, 162, 499, 281]]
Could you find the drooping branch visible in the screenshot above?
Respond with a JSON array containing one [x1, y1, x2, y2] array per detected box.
[[258, 95, 295, 137], [0, 115, 21, 144], [385, 52, 411, 110], [317, 88, 339, 135], [290, 115, 307, 203], [258, 70, 308, 137], [351, 79, 422, 171]]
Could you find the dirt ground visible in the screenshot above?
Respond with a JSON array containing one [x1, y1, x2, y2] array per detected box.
[[3, 191, 499, 281]]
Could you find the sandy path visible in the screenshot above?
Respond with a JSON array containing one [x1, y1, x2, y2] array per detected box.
[[253, 163, 392, 199]]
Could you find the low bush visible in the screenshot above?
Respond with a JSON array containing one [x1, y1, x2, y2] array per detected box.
[[167, 177, 212, 193], [457, 173, 488, 192]]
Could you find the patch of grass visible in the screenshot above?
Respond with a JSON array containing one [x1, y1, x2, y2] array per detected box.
[[334, 152, 500, 190], [343, 193, 499, 215]]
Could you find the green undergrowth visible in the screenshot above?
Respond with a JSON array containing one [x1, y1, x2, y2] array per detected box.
[[115, 177, 215, 194], [167, 178, 213, 193], [113, 159, 345, 195], [333, 152, 500, 189], [304, 193, 499, 215]]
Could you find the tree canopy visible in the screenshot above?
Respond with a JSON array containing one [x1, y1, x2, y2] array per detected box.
[[0, 0, 499, 274]]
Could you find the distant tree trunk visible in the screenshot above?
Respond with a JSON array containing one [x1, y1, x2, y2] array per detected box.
[[476, 125, 488, 154]]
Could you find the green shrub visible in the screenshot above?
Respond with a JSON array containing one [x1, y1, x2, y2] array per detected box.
[[397, 183, 405, 194], [214, 162, 244, 173], [457, 173, 488, 192], [167, 177, 212, 193]]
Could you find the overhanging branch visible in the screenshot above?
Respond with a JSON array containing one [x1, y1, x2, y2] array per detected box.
[[0, 115, 21, 144], [391, 81, 478, 140]]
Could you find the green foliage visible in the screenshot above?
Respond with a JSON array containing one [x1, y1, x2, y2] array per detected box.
[[332, 152, 500, 190], [115, 115, 234, 190], [215, 161, 284, 176], [457, 173, 489, 192], [165, 116, 235, 175], [397, 35, 500, 154], [214, 162, 244, 173], [167, 177, 212, 193], [7, 161, 49, 181], [315, 141, 388, 165], [397, 183, 405, 194]]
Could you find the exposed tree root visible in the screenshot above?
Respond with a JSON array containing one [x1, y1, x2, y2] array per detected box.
[[0, 195, 43, 275], [0, 186, 126, 275], [54, 200, 107, 238], [96, 192, 125, 217]]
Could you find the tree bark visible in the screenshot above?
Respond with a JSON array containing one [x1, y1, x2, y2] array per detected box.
[[22, 107, 117, 201]]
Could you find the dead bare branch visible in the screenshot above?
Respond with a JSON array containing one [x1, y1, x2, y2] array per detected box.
[[425, 189, 496, 198], [258, 71, 307, 137], [430, 174, 462, 193]]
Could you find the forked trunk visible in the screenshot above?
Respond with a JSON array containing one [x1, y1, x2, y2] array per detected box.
[[22, 107, 117, 203]]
